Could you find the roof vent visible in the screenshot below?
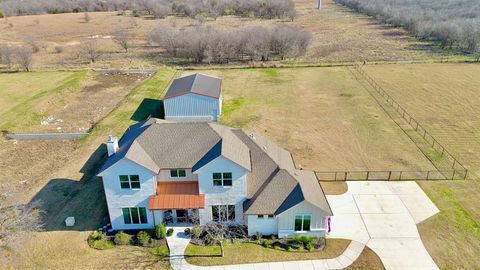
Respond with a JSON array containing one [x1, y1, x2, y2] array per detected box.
[[107, 135, 119, 157], [249, 133, 255, 139], [263, 146, 267, 150]]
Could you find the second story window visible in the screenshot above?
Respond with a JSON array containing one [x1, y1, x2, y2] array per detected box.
[[170, 169, 187, 178], [213, 172, 232, 187], [119, 175, 140, 189]]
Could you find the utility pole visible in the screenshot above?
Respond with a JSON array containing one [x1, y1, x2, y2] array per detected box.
[[317, 0, 321, 9]]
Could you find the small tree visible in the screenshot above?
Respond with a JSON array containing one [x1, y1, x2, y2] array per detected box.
[[113, 28, 130, 52], [14, 46, 33, 72], [81, 38, 101, 63], [204, 222, 229, 257], [155, 223, 167, 239]]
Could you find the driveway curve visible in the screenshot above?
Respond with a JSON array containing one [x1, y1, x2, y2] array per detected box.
[[327, 181, 440, 270]]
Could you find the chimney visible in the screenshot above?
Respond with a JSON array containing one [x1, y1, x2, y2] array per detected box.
[[107, 135, 119, 156]]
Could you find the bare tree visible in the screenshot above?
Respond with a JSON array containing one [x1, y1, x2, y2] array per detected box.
[[24, 37, 40, 53], [204, 222, 229, 257], [113, 28, 131, 52], [0, 46, 13, 68], [83, 12, 90, 23], [81, 38, 101, 63], [0, 197, 43, 249], [149, 25, 183, 57], [13, 46, 33, 72]]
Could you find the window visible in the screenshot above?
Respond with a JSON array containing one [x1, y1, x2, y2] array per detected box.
[[257, 215, 264, 219], [212, 205, 235, 222], [170, 169, 187, 178], [119, 175, 140, 189], [267, 215, 274, 219], [212, 172, 233, 187], [122, 207, 148, 224], [294, 215, 311, 231]]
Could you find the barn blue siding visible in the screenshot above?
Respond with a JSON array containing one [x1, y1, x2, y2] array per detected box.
[[164, 93, 221, 122]]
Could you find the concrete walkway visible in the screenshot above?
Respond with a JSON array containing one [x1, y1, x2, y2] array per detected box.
[[327, 181, 440, 270], [167, 226, 365, 270], [167, 181, 440, 270]]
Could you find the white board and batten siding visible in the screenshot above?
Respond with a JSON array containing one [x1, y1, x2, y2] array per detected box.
[[195, 156, 248, 225], [247, 215, 278, 236], [101, 158, 157, 230], [277, 201, 328, 238], [164, 93, 222, 122]]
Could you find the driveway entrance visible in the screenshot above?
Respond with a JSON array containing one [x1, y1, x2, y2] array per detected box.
[[327, 181, 440, 269]]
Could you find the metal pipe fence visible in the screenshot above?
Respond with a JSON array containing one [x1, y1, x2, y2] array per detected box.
[[316, 169, 467, 181], [352, 64, 468, 176]]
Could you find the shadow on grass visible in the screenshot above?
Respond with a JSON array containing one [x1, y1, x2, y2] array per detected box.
[[131, 98, 164, 121], [29, 144, 109, 231]]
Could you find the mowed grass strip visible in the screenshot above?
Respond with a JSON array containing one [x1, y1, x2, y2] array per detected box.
[[182, 67, 434, 172], [0, 71, 88, 132], [185, 239, 350, 266], [363, 63, 480, 268]]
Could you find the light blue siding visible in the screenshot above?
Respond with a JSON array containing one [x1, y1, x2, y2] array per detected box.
[[164, 93, 221, 122]]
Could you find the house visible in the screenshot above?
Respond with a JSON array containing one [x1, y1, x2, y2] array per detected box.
[[163, 73, 222, 122], [98, 118, 332, 238]]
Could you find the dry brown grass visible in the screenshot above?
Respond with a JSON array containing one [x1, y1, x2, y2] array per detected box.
[[364, 63, 480, 269], [320, 181, 348, 195], [0, 70, 177, 269], [185, 67, 434, 172], [0, 0, 439, 69], [346, 246, 385, 270]]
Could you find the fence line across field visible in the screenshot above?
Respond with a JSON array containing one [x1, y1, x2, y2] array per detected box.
[[353, 64, 468, 175], [316, 169, 467, 181]]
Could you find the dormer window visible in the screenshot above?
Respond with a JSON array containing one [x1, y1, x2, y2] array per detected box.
[[213, 172, 232, 187], [170, 169, 187, 178]]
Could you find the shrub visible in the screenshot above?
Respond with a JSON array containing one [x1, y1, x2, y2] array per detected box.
[[274, 244, 282, 250], [167, 228, 174, 237], [184, 228, 191, 235], [0, 10, 4, 19], [262, 239, 272, 248], [114, 231, 131, 245], [255, 232, 262, 244], [54, 46, 63, 54], [297, 245, 304, 251], [306, 242, 315, 252], [191, 225, 202, 238], [87, 231, 113, 250], [155, 223, 167, 239], [287, 245, 294, 252], [137, 231, 151, 246]]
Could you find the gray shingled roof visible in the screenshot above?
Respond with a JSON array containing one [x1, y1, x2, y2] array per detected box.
[[164, 73, 221, 99], [98, 119, 249, 174], [236, 131, 333, 216]]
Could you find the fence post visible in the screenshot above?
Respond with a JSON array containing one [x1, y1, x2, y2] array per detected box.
[[399, 171, 403, 180], [334, 172, 337, 181], [344, 172, 347, 181], [452, 170, 456, 180], [388, 171, 392, 180], [426, 171, 430, 180], [366, 171, 370, 180], [452, 159, 456, 169]]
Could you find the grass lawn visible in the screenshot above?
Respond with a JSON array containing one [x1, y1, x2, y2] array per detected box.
[[179, 67, 434, 173], [185, 239, 350, 266], [0, 71, 88, 132], [364, 63, 480, 269]]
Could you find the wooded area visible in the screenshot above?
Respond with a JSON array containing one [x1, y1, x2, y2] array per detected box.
[[0, 0, 296, 20], [335, 0, 480, 55]]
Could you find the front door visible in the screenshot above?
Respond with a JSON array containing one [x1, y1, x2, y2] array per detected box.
[[176, 209, 187, 223]]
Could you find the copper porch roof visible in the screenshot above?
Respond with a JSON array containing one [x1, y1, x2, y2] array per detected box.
[[149, 181, 205, 210]]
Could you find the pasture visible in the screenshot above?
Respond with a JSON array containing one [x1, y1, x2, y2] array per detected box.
[[363, 63, 480, 268], [183, 67, 435, 172], [0, 0, 438, 69]]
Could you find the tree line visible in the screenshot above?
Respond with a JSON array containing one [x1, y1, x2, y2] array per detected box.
[[149, 25, 311, 63], [335, 0, 480, 57], [0, 0, 296, 20]]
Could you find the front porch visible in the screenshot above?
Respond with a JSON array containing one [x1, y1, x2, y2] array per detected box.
[[149, 181, 205, 226]]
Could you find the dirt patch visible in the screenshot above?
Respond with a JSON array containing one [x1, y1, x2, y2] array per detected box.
[[37, 72, 151, 133], [320, 181, 348, 195]]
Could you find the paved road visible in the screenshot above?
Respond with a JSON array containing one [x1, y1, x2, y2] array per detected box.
[[327, 181, 439, 270]]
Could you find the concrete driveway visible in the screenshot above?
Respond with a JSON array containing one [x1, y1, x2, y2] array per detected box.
[[327, 181, 440, 270]]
